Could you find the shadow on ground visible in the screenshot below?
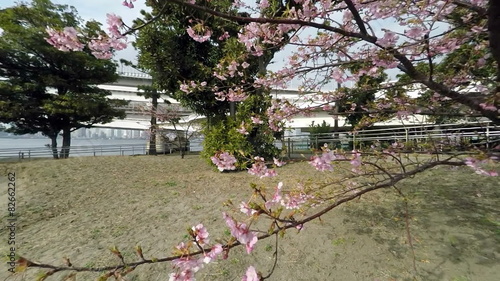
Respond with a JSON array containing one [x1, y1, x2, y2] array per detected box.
[[342, 166, 499, 281]]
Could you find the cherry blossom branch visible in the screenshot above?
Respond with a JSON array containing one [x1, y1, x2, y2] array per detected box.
[[121, 2, 170, 36], [452, 0, 487, 15], [343, 0, 370, 36], [327, 109, 486, 117], [294, 158, 465, 225], [261, 233, 279, 280], [165, 0, 378, 42], [294, 60, 365, 74], [160, 1, 498, 124], [392, 186, 417, 273], [389, 48, 500, 124], [18, 152, 493, 280]]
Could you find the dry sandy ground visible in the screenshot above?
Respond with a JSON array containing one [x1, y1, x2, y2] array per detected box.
[[0, 155, 498, 281]]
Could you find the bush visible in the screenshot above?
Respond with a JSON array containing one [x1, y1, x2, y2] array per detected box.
[[201, 95, 281, 170], [309, 120, 332, 149]]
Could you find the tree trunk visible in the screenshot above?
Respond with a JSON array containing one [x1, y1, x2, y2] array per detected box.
[[149, 95, 158, 155], [60, 127, 71, 159], [178, 137, 185, 159], [180, 146, 185, 159], [49, 134, 59, 159], [488, 0, 500, 107], [230, 102, 235, 118], [333, 83, 340, 142]]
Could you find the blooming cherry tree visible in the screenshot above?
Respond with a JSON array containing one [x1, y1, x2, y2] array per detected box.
[[22, 0, 500, 280]]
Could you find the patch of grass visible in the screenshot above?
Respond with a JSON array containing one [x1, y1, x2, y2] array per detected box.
[[448, 235, 459, 247], [84, 261, 96, 268], [332, 237, 355, 246], [478, 215, 500, 235], [451, 276, 470, 281], [111, 225, 128, 237], [332, 237, 346, 246], [222, 269, 230, 277], [265, 244, 273, 252], [90, 229, 101, 239], [165, 181, 177, 187], [1, 155, 498, 281]]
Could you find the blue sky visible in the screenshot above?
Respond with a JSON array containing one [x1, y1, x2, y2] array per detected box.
[[1, 0, 148, 66], [1, 0, 404, 87], [0, 0, 294, 76]]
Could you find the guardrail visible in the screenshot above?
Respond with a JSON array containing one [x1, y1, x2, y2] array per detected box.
[[2, 123, 498, 160], [282, 122, 500, 157], [0, 143, 149, 160]]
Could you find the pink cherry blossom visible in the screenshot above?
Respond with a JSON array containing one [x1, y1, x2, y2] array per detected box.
[[242, 266, 259, 281], [264, 182, 283, 210], [122, 0, 136, 8], [45, 27, 84, 52], [192, 224, 209, 246], [479, 103, 497, 111], [250, 116, 263, 124], [227, 88, 248, 102], [322, 104, 332, 111], [171, 257, 203, 273], [218, 31, 230, 41], [273, 157, 286, 167], [259, 0, 269, 9], [309, 150, 335, 171], [240, 202, 258, 216], [350, 150, 362, 173], [404, 26, 427, 39], [168, 269, 195, 281], [280, 183, 314, 210], [211, 152, 237, 172], [202, 244, 223, 264], [106, 13, 123, 37], [180, 83, 190, 94], [223, 213, 258, 254], [248, 157, 277, 178], [187, 26, 212, 43], [236, 121, 249, 135], [464, 157, 499, 176]]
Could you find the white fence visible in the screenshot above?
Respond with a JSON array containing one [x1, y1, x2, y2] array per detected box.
[[1, 122, 498, 160], [0, 143, 149, 160], [283, 122, 500, 156]]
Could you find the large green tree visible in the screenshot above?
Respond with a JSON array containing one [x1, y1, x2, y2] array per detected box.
[[0, 0, 127, 159], [133, 0, 283, 165], [133, 0, 233, 121]]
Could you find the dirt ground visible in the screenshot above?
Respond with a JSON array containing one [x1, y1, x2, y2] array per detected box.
[[0, 155, 498, 281]]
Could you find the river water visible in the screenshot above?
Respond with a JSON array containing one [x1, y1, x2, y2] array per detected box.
[[0, 137, 149, 158], [0, 137, 147, 150]]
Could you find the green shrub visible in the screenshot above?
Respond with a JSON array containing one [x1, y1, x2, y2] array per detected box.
[[309, 120, 332, 149], [201, 95, 281, 170]]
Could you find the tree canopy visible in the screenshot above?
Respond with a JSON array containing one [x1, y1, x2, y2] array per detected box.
[[0, 0, 127, 158], [132, 0, 285, 165], [18, 1, 500, 280]]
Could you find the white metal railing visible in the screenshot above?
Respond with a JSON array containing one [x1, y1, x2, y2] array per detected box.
[[0, 143, 149, 160], [2, 123, 497, 160], [283, 122, 499, 156]]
